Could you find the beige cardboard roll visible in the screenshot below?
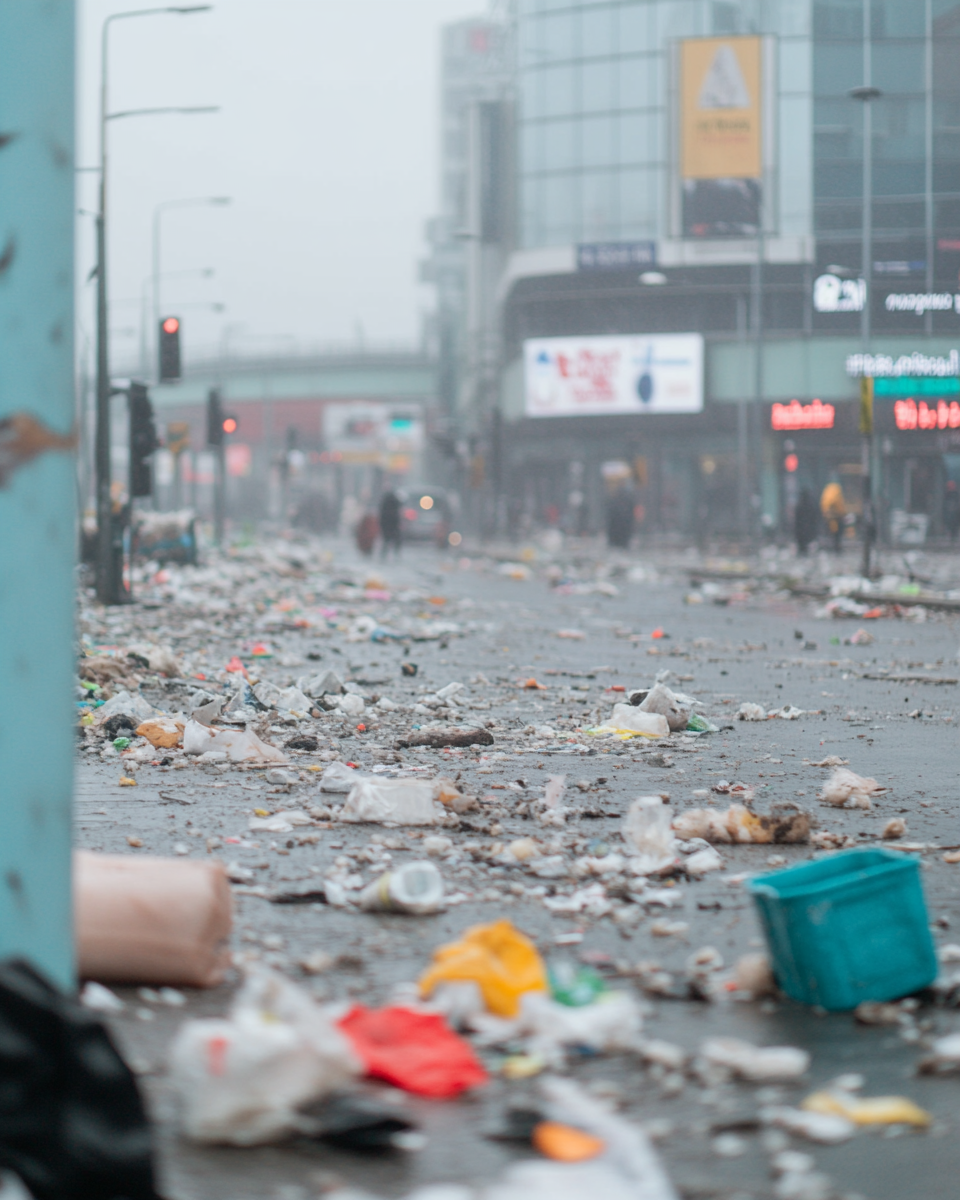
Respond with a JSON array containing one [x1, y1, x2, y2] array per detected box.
[[75, 851, 233, 988]]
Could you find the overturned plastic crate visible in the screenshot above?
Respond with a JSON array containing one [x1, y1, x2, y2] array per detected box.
[[748, 848, 937, 1011]]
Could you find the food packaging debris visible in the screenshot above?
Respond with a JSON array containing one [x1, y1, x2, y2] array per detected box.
[[882, 817, 907, 840], [75, 850, 233, 988], [532, 1121, 606, 1162], [182, 719, 286, 763], [819, 768, 886, 809], [608, 704, 669, 738], [170, 965, 361, 1145], [248, 810, 313, 833], [319, 760, 359, 792], [515, 990, 643, 1055], [674, 804, 810, 845], [801, 1090, 930, 1127], [337, 1005, 488, 1098], [761, 1106, 856, 1145], [700, 1037, 810, 1081], [357, 861, 445, 914], [548, 959, 607, 1007], [738, 702, 766, 721], [135, 716, 185, 749], [636, 683, 690, 732], [420, 919, 548, 1018], [621, 796, 677, 873], [748, 849, 937, 1010], [339, 777, 460, 825]]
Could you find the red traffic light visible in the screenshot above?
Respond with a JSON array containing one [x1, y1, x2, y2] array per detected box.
[[162, 316, 180, 334], [222, 417, 237, 434]]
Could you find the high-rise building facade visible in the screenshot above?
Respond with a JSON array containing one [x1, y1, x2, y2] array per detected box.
[[484, 0, 960, 541]]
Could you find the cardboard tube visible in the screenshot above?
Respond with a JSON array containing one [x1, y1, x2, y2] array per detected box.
[[75, 851, 233, 987]]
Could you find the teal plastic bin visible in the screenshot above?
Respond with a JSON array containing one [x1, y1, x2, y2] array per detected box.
[[748, 849, 937, 1011]]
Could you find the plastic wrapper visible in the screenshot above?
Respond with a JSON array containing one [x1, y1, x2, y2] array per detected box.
[[420, 919, 548, 1017], [340, 776, 460, 825], [801, 1089, 930, 1127], [337, 1005, 488, 1098], [700, 1036, 809, 1081], [75, 850, 232, 987], [319, 760, 360, 792], [182, 718, 286, 763], [608, 704, 669, 737], [621, 796, 677, 873], [170, 966, 361, 1145]]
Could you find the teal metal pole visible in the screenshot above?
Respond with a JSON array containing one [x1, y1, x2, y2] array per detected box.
[[0, 2, 76, 987]]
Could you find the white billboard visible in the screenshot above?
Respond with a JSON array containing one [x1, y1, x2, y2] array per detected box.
[[524, 333, 704, 418]]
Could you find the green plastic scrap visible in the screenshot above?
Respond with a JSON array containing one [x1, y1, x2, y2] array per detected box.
[[113, 737, 131, 750], [685, 713, 719, 733], [549, 960, 607, 1008]]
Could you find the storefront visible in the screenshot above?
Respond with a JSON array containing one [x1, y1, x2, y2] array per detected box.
[[768, 398, 863, 540]]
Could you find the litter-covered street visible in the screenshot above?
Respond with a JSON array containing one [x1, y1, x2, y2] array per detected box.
[[74, 535, 960, 1200]]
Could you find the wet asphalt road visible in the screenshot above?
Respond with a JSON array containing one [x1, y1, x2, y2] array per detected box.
[[75, 539, 960, 1200]]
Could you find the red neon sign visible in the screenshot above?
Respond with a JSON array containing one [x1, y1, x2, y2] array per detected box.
[[894, 398, 960, 431], [771, 399, 835, 431]]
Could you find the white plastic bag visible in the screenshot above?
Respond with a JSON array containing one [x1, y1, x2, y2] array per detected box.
[[182, 719, 286, 763], [609, 704, 669, 737], [700, 1037, 809, 1081], [319, 760, 362, 793], [252, 681, 313, 715], [339, 777, 448, 825], [622, 797, 677, 873], [170, 965, 360, 1145]]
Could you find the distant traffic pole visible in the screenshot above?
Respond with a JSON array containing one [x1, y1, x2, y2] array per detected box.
[[94, 5, 214, 603], [0, 2, 76, 985]]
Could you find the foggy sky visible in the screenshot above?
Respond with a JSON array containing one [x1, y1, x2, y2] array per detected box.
[[77, 0, 487, 371]]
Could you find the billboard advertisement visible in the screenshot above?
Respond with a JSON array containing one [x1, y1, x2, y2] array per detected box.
[[680, 36, 762, 237], [524, 334, 704, 419]]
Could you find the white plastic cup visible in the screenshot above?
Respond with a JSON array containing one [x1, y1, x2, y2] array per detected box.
[[358, 861, 444, 914]]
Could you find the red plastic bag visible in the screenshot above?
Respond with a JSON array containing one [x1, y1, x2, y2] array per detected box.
[[337, 1005, 488, 1099]]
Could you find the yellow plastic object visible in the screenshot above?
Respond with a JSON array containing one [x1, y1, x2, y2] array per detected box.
[[419, 919, 548, 1018], [802, 1090, 931, 1127], [585, 725, 662, 741]]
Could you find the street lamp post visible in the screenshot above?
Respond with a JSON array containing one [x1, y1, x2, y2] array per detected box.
[[152, 196, 230, 379], [850, 54, 882, 577], [94, 5, 213, 604]]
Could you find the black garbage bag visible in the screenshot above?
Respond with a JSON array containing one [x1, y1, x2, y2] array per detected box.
[[0, 958, 161, 1200]]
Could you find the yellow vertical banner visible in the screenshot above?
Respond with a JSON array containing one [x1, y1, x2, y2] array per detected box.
[[680, 36, 762, 181], [859, 376, 874, 435]]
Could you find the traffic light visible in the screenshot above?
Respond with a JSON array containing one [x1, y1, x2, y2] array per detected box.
[[207, 387, 238, 446], [128, 382, 158, 498], [158, 315, 181, 381]]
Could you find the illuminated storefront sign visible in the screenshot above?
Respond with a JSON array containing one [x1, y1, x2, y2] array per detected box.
[[884, 292, 960, 316], [846, 349, 960, 378], [814, 274, 865, 313], [770, 399, 835, 431], [893, 397, 960, 431]]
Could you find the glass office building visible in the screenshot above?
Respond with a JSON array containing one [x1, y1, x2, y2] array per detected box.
[[492, 0, 960, 539]]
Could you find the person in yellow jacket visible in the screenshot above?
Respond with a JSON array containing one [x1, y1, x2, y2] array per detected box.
[[820, 480, 846, 553]]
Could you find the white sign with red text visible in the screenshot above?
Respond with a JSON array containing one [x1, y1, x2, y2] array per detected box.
[[524, 333, 704, 418]]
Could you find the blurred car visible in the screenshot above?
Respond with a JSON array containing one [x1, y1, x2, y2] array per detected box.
[[400, 488, 452, 545]]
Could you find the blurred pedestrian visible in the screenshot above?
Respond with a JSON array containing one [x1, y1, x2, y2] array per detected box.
[[820, 479, 846, 553], [606, 484, 635, 549], [355, 510, 378, 557], [379, 488, 401, 558], [794, 487, 819, 554], [945, 480, 960, 543]]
